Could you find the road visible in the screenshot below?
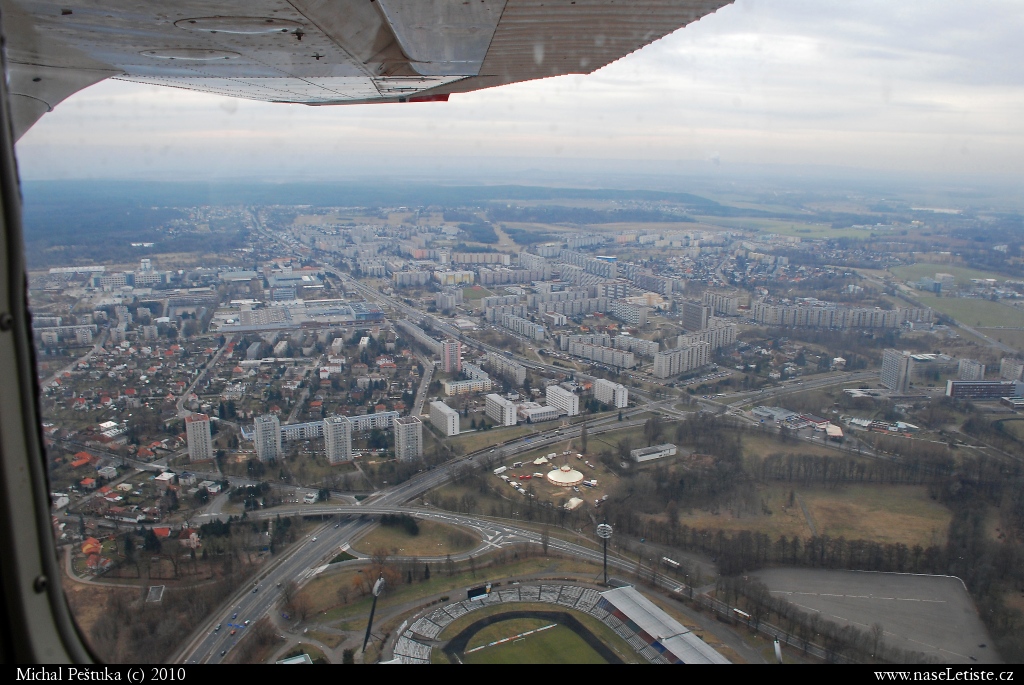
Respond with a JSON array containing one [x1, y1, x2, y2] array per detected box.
[[174, 407, 660, 663], [175, 334, 235, 419], [411, 352, 435, 418], [40, 328, 109, 388], [177, 502, 669, 664]]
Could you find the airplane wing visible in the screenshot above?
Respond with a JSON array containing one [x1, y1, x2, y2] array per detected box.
[[4, 0, 733, 140]]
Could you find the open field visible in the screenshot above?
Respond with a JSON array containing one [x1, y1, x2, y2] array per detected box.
[[754, 568, 998, 664], [447, 423, 544, 453], [691, 216, 868, 239], [461, 285, 496, 301], [351, 519, 478, 557], [742, 431, 841, 460], [802, 484, 949, 547], [994, 418, 1024, 441], [674, 483, 950, 548], [978, 328, 1024, 352], [912, 293, 1024, 328], [463, 623, 607, 664], [890, 264, 1016, 287]]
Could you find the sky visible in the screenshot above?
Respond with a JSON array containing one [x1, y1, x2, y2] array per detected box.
[[15, 0, 1024, 186]]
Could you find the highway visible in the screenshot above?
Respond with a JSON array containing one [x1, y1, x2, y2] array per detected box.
[[178, 502, 657, 664], [174, 408, 656, 663]]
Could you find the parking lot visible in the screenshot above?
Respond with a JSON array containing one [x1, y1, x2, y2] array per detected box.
[[755, 568, 1000, 664]]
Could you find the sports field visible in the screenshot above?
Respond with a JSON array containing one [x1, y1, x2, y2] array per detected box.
[[462, 623, 608, 664]]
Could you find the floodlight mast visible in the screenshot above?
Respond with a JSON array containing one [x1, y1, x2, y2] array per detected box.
[[361, 575, 386, 654], [596, 522, 613, 586]]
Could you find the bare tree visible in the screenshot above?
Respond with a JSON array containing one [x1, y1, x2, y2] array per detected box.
[[871, 622, 885, 659]]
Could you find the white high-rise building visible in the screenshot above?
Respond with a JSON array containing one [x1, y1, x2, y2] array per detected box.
[[593, 378, 628, 409], [485, 393, 518, 426], [429, 400, 460, 436], [440, 340, 461, 373], [881, 349, 912, 393], [253, 414, 282, 462], [546, 385, 579, 416], [958, 359, 986, 381], [184, 413, 213, 462], [999, 358, 1024, 381], [323, 415, 353, 464], [394, 416, 423, 461]]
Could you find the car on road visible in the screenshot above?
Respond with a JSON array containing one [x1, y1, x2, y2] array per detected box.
[[214, 624, 222, 632], [220, 650, 226, 657], [231, 612, 237, 619], [252, 587, 259, 594], [244, 620, 250, 626], [230, 629, 236, 636], [311, 536, 317, 541]]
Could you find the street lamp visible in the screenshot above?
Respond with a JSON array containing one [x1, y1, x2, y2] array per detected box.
[[361, 575, 385, 654], [596, 522, 613, 586]]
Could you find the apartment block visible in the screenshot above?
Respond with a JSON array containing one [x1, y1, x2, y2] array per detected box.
[[546, 385, 580, 417], [184, 413, 213, 463], [593, 378, 628, 408], [323, 415, 353, 464], [253, 414, 282, 462], [485, 393, 518, 426], [429, 400, 460, 437], [394, 416, 423, 461]]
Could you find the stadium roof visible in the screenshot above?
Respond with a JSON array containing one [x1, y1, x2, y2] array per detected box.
[[600, 586, 730, 664]]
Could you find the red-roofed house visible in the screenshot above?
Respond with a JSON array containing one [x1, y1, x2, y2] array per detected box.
[[152, 527, 172, 539], [80, 477, 96, 490], [178, 529, 200, 549], [86, 555, 112, 574], [81, 537, 102, 555]]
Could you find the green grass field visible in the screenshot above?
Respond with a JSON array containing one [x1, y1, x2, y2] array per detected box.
[[463, 624, 608, 664], [690, 215, 868, 239], [911, 293, 1024, 328], [995, 419, 1024, 441], [890, 264, 1015, 287], [467, 617, 551, 650], [462, 285, 496, 301], [351, 519, 478, 557], [978, 328, 1024, 352]]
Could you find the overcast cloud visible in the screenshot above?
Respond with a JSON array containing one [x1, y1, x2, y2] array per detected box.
[[15, 0, 1024, 184]]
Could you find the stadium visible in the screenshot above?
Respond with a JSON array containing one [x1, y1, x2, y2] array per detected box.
[[392, 583, 729, 665]]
